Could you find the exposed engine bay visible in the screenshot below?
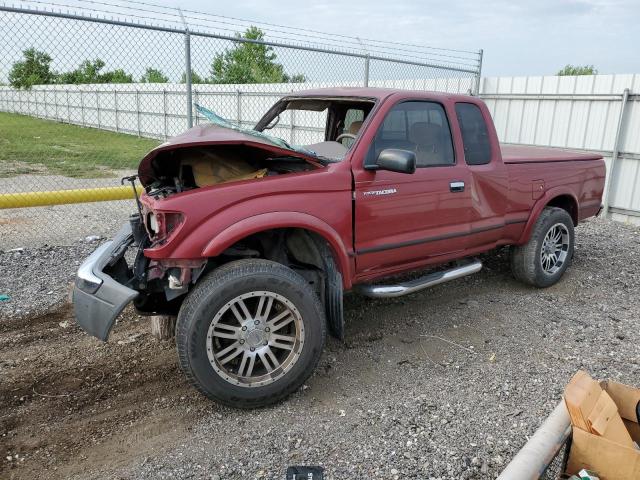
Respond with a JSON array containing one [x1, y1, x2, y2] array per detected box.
[[144, 144, 319, 199], [138, 97, 376, 198]]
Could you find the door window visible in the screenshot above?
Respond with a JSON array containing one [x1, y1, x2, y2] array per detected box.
[[367, 101, 455, 168]]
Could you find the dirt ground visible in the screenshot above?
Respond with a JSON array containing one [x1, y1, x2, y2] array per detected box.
[[0, 304, 209, 479], [1, 219, 639, 480]]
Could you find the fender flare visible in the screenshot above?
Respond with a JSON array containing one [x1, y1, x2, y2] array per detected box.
[[517, 188, 579, 245], [200, 211, 353, 288]]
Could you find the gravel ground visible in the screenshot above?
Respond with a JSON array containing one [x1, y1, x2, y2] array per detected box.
[[1, 218, 639, 480], [0, 241, 99, 318]]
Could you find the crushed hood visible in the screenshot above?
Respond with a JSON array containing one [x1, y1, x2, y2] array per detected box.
[[137, 123, 323, 186]]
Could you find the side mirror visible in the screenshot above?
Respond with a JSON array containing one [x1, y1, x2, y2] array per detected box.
[[371, 149, 416, 174]]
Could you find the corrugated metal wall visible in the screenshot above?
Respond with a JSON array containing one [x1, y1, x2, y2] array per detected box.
[[481, 74, 640, 224]]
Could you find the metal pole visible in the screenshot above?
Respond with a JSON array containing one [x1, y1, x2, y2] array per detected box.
[[193, 89, 199, 125], [96, 90, 101, 128], [364, 54, 370, 87], [290, 107, 295, 144], [475, 49, 483, 96], [184, 31, 193, 128], [54, 89, 59, 120], [163, 89, 168, 139], [80, 90, 85, 126], [66, 89, 70, 123], [236, 90, 241, 125], [178, 8, 193, 129], [602, 88, 630, 218], [114, 89, 119, 132], [497, 401, 570, 480], [135, 89, 141, 137]]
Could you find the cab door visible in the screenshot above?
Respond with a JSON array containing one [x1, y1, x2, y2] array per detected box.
[[352, 99, 473, 276]]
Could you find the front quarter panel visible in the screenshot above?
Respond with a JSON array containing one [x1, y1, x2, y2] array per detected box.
[[143, 163, 355, 285]]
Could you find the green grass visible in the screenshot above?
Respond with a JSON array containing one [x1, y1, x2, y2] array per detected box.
[[0, 112, 160, 178]]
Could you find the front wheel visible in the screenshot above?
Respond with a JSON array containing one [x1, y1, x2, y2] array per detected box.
[[510, 207, 575, 288], [176, 259, 326, 408]]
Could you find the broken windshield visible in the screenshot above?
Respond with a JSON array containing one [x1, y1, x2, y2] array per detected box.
[[196, 96, 375, 162], [195, 104, 326, 161]]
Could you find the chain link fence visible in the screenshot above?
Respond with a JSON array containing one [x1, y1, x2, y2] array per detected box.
[[0, 3, 482, 249]]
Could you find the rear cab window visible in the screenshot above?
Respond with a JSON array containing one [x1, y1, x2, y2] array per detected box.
[[455, 103, 492, 165]]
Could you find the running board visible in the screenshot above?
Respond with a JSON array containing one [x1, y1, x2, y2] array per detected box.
[[355, 260, 482, 298]]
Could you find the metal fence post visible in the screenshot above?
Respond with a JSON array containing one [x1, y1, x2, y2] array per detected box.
[[193, 89, 199, 125], [163, 89, 168, 139], [135, 89, 141, 136], [96, 90, 101, 128], [178, 7, 193, 129], [80, 90, 85, 126], [54, 89, 59, 120], [184, 31, 193, 129], [290, 106, 296, 144], [364, 54, 370, 87], [236, 90, 242, 125], [114, 89, 119, 132], [602, 88, 630, 218], [66, 89, 70, 123], [474, 49, 484, 95]]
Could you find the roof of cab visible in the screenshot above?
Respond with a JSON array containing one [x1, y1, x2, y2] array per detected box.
[[282, 86, 476, 102]]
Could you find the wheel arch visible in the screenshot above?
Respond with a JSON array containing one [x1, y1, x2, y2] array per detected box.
[[201, 212, 353, 289], [518, 189, 579, 244]]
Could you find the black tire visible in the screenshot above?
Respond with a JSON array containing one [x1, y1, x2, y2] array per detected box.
[[176, 259, 326, 408], [510, 207, 575, 288]]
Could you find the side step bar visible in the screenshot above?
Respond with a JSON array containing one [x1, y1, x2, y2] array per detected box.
[[355, 260, 482, 298]]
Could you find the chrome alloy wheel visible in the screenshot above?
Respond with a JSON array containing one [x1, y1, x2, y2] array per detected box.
[[540, 223, 570, 275], [206, 291, 304, 388]]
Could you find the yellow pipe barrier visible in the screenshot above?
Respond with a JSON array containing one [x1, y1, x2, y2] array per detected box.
[[0, 185, 144, 209]]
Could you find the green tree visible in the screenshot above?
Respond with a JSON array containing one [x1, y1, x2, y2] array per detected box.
[[57, 59, 105, 83], [557, 64, 598, 76], [102, 68, 133, 83], [181, 69, 205, 84], [8, 48, 56, 89], [57, 59, 133, 84], [140, 67, 168, 83], [210, 26, 305, 84], [285, 73, 307, 83]]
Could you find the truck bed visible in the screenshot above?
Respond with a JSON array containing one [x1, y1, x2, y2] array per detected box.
[[500, 144, 602, 164]]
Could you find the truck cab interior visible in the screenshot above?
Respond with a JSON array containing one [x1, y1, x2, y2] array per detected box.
[[254, 96, 376, 160]]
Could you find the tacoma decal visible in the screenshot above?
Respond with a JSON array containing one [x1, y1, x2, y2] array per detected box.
[[363, 188, 397, 196]]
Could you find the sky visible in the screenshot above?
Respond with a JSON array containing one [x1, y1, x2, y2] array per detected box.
[[173, 0, 640, 77]]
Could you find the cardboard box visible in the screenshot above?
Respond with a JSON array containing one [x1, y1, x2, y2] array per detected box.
[[566, 377, 640, 479]]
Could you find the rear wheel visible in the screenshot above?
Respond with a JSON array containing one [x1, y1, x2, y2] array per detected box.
[[176, 259, 326, 408], [510, 207, 575, 288]]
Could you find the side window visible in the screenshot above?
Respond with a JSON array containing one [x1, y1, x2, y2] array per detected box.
[[455, 103, 491, 165], [368, 101, 455, 167]]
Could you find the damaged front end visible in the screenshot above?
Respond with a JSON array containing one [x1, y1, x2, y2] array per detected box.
[[73, 222, 140, 341], [74, 111, 331, 341], [73, 213, 207, 341]]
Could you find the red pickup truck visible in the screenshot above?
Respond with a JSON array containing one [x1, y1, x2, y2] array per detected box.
[[73, 87, 605, 408]]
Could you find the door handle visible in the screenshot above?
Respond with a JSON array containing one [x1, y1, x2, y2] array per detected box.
[[450, 181, 465, 192]]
